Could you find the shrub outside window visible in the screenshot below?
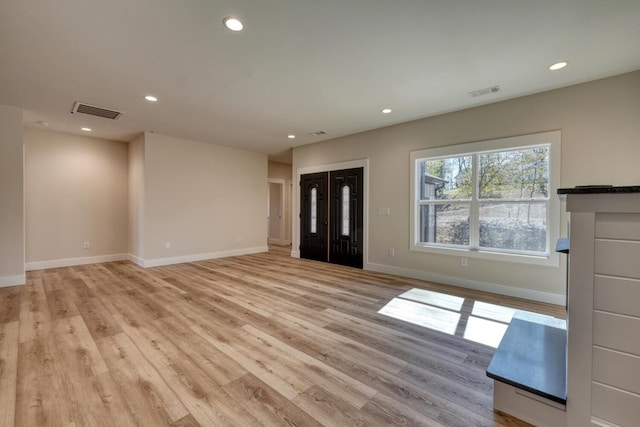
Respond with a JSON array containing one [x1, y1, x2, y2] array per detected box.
[[410, 132, 561, 265]]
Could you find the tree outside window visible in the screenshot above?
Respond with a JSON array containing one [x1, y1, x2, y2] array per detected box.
[[416, 146, 550, 255]]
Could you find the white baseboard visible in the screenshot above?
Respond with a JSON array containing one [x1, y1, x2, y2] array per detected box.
[[139, 246, 269, 268], [291, 250, 300, 258], [0, 274, 26, 288], [26, 254, 129, 271], [365, 262, 566, 306], [128, 254, 145, 267]]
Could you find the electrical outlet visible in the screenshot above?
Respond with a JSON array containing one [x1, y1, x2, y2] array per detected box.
[[83, 242, 90, 249], [165, 242, 171, 249], [388, 248, 395, 257], [460, 257, 468, 266]]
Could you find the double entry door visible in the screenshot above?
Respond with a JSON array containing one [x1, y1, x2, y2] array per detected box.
[[300, 167, 363, 268]]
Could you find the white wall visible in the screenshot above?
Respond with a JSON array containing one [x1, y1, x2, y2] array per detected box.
[[24, 128, 129, 269], [293, 71, 640, 304], [0, 105, 24, 286], [140, 132, 268, 266]]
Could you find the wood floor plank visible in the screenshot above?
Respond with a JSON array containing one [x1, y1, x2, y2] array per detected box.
[[241, 324, 377, 409], [275, 312, 409, 374], [49, 316, 137, 426], [75, 297, 123, 340], [16, 334, 74, 426], [191, 324, 309, 400], [359, 392, 449, 427], [224, 373, 324, 427], [18, 279, 51, 343], [44, 289, 80, 321], [7, 251, 561, 426], [292, 385, 374, 426], [154, 317, 247, 386], [96, 332, 189, 425], [0, 322, 19, 427], [53, 315, 109, 377], [0, 288, 20, 324], [113, 315, 261, 426]]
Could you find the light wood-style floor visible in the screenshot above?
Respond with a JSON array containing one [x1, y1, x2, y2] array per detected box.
[[0, 247, 564, 426]]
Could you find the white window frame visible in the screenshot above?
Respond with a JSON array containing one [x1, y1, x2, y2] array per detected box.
[[410, 131, 561, 266]]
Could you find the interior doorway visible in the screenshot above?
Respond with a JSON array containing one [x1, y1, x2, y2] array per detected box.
[[267, 179, 285, 245], [300, 167, 363, 268]]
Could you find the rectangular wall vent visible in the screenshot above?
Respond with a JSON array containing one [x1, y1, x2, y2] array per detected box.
[[71, 101, 124, 120], [468, 85, 501, 98]]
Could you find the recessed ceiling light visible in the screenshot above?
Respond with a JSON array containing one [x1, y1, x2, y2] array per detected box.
[[287, 134, 296, 139], [381, 108, 392, 114], [549, 61, 568, 71], [144, 95, 158, 102], [223, 17, 244, 31], [81, 127, 92, 132]]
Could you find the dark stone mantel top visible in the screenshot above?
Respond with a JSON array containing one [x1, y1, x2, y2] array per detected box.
[[557, 185, 640, 195], [487, 312, 567, 405]]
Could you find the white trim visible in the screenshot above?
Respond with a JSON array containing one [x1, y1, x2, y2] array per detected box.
[[129, 254, 146, 267], [139, 246, 269, 268], [293, 158, 369, 265], [409, 130, 561, 267], [268, 238, 283, 245], [26, 253, 129, 271], [0, 274, 26, 288], [365, 261, 565, 306]]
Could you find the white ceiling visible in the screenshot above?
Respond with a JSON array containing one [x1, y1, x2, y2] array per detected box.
[[1, 0, 639, 158]]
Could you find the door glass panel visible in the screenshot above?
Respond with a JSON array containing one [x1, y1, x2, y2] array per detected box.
[[310, 187, 317, 234], [341, 185, 350, 236]]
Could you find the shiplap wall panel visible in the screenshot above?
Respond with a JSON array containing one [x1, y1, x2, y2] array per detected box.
[[592, 347, 640, 395], [594, 275, 640, 317], [595, 213, 640, 240], [593, 311, 640, 356], [591, 383, 640, 427], [594, 240, 640, 279]]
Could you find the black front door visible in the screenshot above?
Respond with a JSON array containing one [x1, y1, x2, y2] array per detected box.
[[300, 168, 363, 268], [329, 168, 363, 268], [300, 172, 328, 262]]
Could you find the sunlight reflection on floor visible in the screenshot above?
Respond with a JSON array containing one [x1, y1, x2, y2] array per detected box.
[[378, 288, 533, 348]]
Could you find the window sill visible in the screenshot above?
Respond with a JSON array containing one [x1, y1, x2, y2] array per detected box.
[[410, 244, 560, 267]]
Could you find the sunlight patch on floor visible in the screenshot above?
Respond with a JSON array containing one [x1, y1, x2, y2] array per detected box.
[[378, 288, 528, 348], [378, 297, 461, 335]]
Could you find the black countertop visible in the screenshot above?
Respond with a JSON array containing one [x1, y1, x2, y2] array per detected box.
[[557, 185, 640, 194]]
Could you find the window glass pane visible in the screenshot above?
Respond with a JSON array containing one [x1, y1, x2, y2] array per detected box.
[[479, 203, 547, 252], [341, 185, 350, 236], [418, 156, 472, 201], [310, 187, 317, 234], [478, 147, 549, 200], [419, 203, 469, 245]]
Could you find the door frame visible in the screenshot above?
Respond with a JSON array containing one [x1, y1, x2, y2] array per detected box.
[[267, 178, 286, 245], [292, 159, 369, 266]]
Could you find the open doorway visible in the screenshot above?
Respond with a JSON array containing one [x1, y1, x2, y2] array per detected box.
[[267, 179, 285, 245]]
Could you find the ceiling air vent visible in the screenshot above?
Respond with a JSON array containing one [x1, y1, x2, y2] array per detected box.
[[468, 85, 501, 98], [310, 131, 327, 136], [71, 101, 124, 120]]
